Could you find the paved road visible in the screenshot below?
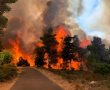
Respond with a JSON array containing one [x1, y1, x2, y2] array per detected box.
[[11, 67, 63, 90]]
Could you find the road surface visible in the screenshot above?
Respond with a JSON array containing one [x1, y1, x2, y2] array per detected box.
[[11, 67, 63, 90]]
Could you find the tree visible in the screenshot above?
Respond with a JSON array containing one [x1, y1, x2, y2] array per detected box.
[[0, 0, 17, 50], [35, 47, 45, 67], [62, 36, 73, 62], [71, 35, 87, 61], [40, 27, 58, 64], [62, 35, 88, 70], [87, 37, 107, 63]]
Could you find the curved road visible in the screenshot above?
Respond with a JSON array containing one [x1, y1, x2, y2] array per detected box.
[[11, 67, 63, 90]]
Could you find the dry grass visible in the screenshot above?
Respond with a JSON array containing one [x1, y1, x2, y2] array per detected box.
[[37, 68, 110, 90]]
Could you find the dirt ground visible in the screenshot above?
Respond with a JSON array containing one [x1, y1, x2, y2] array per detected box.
[[0, 78, 17, 90]]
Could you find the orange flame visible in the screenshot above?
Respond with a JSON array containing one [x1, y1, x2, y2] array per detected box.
[[9, 37, 35, 66], [51, 57, 63, 70], [36, 41, 44, 47], [54, 25, 70, 52], [80, 39, 91, 48]]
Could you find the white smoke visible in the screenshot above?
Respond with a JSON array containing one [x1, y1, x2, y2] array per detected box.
[[5, 0, 76, 53], [72, 0, 110, 41]]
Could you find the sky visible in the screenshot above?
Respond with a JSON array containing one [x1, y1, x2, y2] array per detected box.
[[73, 0, 110, 41]]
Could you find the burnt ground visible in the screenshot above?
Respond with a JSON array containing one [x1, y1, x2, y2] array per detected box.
[[10, 67, 63, 90]]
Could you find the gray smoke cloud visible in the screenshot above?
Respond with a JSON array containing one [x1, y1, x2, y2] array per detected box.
[[3, 0, 87, 53]]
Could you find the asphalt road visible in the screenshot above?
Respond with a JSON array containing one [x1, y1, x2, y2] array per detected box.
[[10, 67, 63, 90]]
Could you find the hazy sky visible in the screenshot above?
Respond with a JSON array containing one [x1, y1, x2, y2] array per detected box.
[[74, 0, 110, 41], [7, 0, 110, 43]]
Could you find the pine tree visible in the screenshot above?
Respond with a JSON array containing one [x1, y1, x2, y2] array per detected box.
[[40, 27, 58, 64], [0, 0, 17, 50]]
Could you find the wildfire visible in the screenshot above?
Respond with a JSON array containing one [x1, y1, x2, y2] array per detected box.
[[9, 37, 35, 66], [54, 25, 70, 52], [13, 25, 87, 70], [80, 39, 91, 48], [48, 25, 81, 70], [36, 41, 44, 47]]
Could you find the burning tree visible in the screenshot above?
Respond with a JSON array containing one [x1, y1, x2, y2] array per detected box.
[[35, 47, 45, 67], [35, 25, 89, 70], [40, 27, 58, 66], [62, 35, 88, 70]]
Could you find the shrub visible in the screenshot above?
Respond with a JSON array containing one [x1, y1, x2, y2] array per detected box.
[[93, 63, 110, 75], [0, 64, 18, 82], [0, 50, 12, 65]]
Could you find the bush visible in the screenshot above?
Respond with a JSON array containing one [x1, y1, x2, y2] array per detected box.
[[93, 63, 110, 75], [0, 64, 18, 82], [0, 50, 12, 65], [17, 57, 30, 66]]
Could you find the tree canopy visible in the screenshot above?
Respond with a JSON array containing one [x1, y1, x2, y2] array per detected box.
[[0, 0, 17, 50]]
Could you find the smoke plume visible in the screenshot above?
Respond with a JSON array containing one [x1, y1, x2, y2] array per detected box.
[[3, 0, 68, 53]]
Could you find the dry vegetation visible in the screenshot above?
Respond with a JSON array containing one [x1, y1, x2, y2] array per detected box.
[[37, 68, 110, 90]]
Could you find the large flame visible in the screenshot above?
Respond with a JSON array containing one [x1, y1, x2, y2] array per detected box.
[[54, 25, 70, 53], [9, 37, 35, 66], [48, 25, 80, 70]]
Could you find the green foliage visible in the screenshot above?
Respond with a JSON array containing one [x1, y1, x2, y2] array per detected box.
[[93, 63, 110, 75], [0, 50, 12, 65], [87, 36, 110, 75], [87, 37, 108, 63], [0, 64, 17, 82]]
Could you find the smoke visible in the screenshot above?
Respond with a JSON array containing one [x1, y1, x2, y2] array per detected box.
[[4, 0, 99, 54], [4, 0, 82, 53], [74, 0, 110, 42], [89, 0, 110, 41]]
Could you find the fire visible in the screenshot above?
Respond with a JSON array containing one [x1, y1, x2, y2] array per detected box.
[[54, 25, 70, 52], [52, 25, 80, 70], [80, 39, 91, 48], [70, 60, 80, 70], [36, 41, 44, 47], [51, 57, 63, 70], [9, 37, 35, 66], [34, 25, 87, 71]]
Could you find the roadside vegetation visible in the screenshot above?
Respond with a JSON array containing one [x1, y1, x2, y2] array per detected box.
[[0, 0, 17, 82], [0, 50, 17, 82]]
